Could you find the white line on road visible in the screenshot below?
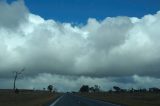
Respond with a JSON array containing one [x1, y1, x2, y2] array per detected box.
[[49, 95, 64, 106]]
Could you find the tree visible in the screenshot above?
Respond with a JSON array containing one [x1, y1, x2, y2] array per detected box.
[[89, 87, 95, 92], [113, 86, 121, 92], [79, 85, 89, 92], [94, 85, 100, 92], [149, 87, 160, 92], [13, 68, 25, 92], [48, 85, 53, 92], [89, 85, 101, 92]]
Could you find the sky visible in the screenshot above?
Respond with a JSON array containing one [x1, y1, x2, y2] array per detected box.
[[6, 0, 160, 23], [0, 0, 160, 91]]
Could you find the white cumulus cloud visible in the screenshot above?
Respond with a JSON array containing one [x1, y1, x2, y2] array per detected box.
[[0, 0, 160, 90]]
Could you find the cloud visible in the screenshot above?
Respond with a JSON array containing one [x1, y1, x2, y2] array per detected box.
[[0, 73, 160, 91], [0, 0, 28, 29], [0, 0, 160, 90]]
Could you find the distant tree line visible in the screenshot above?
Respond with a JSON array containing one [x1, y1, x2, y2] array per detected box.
[[79, 85, 160, 93], [110, 86, 160, 93], [79, 85, 101, 93]]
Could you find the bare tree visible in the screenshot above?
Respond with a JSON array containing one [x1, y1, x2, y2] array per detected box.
[[13, 68, 25, 91]]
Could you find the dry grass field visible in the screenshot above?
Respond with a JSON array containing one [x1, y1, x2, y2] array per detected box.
[[79, 92, 160, 106], [0, 89, 59, 106]]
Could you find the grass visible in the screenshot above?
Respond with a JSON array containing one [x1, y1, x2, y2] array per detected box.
[[78, 92, 160, 106], [0, 89, 59, 106]]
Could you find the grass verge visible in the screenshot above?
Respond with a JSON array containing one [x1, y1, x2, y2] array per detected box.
[[78, 92, 160, 106], [0, 89, 60, 106]]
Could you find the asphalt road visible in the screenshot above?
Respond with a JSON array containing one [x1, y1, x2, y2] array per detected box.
[[49, 94, 120, 106]]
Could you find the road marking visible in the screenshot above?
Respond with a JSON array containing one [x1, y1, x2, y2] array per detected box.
[[49, 95, 64, 106]]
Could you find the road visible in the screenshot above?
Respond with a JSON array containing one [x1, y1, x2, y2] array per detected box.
[[49, 94, 120, 106]]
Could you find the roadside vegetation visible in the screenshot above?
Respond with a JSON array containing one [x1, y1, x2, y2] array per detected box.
[[0, 89, 59, 106], [0, 68, 60, 106], [78, 85, 160, 106]]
